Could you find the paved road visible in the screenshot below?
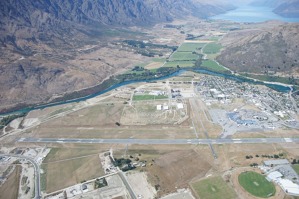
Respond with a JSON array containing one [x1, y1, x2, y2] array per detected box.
[[118, 171, 137, 199], [18, 137, 299, 145], [0, 154, 41, 199]]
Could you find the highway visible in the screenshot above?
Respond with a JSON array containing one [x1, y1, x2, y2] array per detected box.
[[0, 154, 41, 199], [18, 137, 299, 145]]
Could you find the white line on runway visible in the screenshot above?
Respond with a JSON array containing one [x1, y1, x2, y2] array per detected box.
[[234, 141, 243, 144], [284, 138, 293, 143]]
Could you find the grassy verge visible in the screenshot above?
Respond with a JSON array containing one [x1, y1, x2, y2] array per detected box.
[[238, 171, 276, 198], [177, 43, 206, 52], [170, 52, 199, 61], [191, 176, 236, 199], [293, 165, 299, 175], [201, 60, 228, 72], [163, 61, 195, 68], [241, 73, 299, 86], [151, 58, 166, 62], [133, 95, 168, 101], [42, 148, 104, 193], [0, 166, 21, 199], [203, 43, 222, 54]]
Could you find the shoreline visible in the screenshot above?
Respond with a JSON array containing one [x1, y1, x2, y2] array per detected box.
[[0, 68, 294, 116]]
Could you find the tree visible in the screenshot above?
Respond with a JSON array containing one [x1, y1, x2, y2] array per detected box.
[[292, 159, 297, 164]]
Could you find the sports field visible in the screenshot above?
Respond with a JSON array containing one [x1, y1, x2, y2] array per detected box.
[[177, 43, 206, 52], [191, 176, 236, 199], [238, 171, 276, 198], [170, 52, 199, 61]]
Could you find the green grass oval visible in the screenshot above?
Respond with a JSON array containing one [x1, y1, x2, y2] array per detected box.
[[238, 171, 276, 198]]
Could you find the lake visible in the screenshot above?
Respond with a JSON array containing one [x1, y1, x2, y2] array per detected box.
[[210, 6, 299, 23]]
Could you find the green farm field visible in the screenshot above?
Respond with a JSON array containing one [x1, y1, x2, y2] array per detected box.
[[293, 165, 299, 175], [191, 176, 236, 199], [133, 94, 168, 101], [163, 61, 195, 68], [201, 60, 228, 72], [203, 43, 222, 54], [170, 51, 199, 61], [177, 43, 206, 52], [238, 171, 276, 198]]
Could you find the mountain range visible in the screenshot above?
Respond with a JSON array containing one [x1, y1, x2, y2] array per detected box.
[[0, 0, 233, 113], [217, 23, 299, 75], [250, 0, 299, 17]]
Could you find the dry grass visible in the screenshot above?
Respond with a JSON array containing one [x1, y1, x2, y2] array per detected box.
[[144, 62, 164, 69], [232, 128, 299, 139], [32, 125, 194, 139], [189, 98, 222, 138], [214, 144, 288, 171], [0, 166, 21, 199], [147, 148, 212, 197], [42, 148, 104, 193]]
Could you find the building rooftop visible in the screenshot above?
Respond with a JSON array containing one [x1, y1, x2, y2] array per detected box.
[[263, 159, 289, 166]]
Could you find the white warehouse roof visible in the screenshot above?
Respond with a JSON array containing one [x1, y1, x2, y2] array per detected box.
[[266, 171, 283, 182], [263, 159, 289, 166], [278, 179, 299, 196], [177, 103, 184, 109]]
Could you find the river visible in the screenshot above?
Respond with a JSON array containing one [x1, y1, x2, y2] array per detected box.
[[2, 6, 299, 116], [0, 68, 292, 116]]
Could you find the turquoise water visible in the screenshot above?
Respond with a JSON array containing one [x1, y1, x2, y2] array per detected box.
[[0, 69, 292, 116], [211, 6, 299, 23]]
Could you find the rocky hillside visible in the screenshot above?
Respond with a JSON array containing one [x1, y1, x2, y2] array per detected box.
[[217, 23, 299, 75], [0, 0, 232, 52], [0, 0, 233, 113]]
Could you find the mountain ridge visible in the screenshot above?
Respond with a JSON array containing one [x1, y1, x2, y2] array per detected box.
[[250, 0, 299, 17], [217, 23, 299, 75], [0, 0, 234, 113]]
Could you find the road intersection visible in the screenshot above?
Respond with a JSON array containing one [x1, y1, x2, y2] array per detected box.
[[0, 154, 41, 199]]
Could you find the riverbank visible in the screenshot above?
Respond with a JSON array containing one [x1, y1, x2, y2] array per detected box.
[[0, 66, 294, 117]]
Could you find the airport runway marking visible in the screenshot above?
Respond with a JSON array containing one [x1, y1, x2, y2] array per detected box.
[[284, 138, 293, 143]]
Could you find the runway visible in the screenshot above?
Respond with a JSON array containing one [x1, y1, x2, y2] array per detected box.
[[18, 137, 299, 145]]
